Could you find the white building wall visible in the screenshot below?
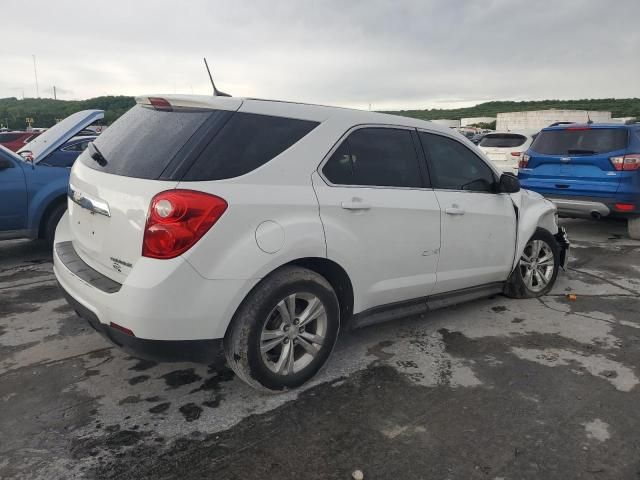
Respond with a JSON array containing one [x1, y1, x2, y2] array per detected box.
[[460, 116, 496, 127], [496, 110, 611, 131], [431, 119, 460, 128]]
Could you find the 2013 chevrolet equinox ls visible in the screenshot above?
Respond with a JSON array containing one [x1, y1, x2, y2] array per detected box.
[[54, 95, 569, 391]]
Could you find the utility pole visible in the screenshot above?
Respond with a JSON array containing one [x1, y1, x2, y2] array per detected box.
[[32, 55, 40, 98], [53, 85, 57, 100]]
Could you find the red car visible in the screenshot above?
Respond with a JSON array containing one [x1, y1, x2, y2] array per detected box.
[[0, 131, 43, 152]]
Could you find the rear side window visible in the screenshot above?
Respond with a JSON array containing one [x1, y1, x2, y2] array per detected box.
[[479, 133, 527, 148], [183, 113, 318, 181], [531, 128, 629, 155], [82, 105, 215, 179], [420, 132, 495, 192], [322, 128, 423, 188]]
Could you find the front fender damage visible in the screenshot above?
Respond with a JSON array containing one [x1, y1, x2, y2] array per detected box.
[[510, 189, 569, 271]]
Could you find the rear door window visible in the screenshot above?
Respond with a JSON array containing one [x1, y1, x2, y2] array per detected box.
[[479, 134, 527, 148], [531, 128, 629, 155], [420, 132, 496, 192], [322, 128, 423, 188], [182, 113, 318, 181]]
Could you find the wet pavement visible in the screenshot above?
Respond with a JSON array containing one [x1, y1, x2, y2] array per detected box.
[[1, 218, 639, 479]]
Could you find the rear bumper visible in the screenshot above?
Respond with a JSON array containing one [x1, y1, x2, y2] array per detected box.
[[545, 195, 639, 218], [53, 213, 260, 355], [59, 283, 225, 363]]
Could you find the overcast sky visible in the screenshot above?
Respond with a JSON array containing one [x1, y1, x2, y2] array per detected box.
[[2, 0, 638, 110]]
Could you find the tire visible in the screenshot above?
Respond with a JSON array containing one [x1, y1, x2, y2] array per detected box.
[[504, 228, 560, 299], [628, 216, 640, 240], [43, 203, 66, 246], [224, 266, 340, 392]]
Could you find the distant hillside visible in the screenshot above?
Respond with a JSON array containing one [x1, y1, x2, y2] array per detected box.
[[386, 98, 640, 121], [0, 96, 135, 129], [1, 96, 638, 130]]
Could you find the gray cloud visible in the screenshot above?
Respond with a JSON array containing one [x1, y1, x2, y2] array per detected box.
[[2, 0, 638, 109]]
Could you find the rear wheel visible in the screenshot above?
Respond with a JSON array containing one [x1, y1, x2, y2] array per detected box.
[[628, 216, 640, 240], [504, 229, 560, 298], [224, 266, 340, 391], [43, 203, 66, 246]]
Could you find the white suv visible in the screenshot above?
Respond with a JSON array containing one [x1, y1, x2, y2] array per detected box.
[[54, 95, 569, 391]]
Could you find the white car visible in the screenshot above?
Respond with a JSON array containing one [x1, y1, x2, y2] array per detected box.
[[477, 131, 537, 175], [54, 95, 568, 391]]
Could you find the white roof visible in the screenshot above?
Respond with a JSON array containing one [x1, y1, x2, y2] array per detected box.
[[136, 94, 455, 135]]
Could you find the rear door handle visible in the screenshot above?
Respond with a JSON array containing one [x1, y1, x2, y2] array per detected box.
[[341, 198, 371, 211], [445, 206, 465, 216]]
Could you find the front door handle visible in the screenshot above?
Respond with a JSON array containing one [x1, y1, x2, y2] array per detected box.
[[445, 206, 465, 216], [341, 198, 371, 211]]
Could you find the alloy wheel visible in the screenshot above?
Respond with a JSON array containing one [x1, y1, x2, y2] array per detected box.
[[519, 239, 555, 293], [260, 292, 328, 375]]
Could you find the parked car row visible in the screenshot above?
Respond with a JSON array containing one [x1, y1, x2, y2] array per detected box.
[[0, 110, 104, 243]]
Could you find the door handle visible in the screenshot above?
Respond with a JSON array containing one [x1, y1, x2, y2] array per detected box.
[[445, 206, 465, 215], [341, 198, 371, 211]]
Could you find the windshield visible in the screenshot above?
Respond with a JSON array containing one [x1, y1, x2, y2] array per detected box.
[[479, 133, 527, 148], [531, 128, 629, 155]]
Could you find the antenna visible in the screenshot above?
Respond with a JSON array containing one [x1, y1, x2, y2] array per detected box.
[[203, 58, 231, 97]]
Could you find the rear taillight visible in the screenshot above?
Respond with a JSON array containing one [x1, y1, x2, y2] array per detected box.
[[614, 203, 636, 212], [519, 153, 530, 169], [510, 152, 522, 157], [142, 190, 227, 259], [610, 154, 640, 171]]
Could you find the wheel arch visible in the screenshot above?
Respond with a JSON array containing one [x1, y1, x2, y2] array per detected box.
[[37, 194, 67, 239], [223, 256, 355, 339]]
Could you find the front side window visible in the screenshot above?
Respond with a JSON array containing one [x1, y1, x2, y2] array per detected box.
[[322, 127, 423, 188], [420, 132, 495, 192]]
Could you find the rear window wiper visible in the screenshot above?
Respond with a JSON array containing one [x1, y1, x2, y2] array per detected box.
[[88, 142, 107, 166], [566, 149, 597, 155]]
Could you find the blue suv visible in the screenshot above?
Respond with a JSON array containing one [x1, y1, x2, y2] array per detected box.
[[0, 110, 103, 244], [519, 123, 640, 239]]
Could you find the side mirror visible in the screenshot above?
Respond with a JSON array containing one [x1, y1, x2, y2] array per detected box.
[[0, 158, 14, 170], [498, 172, 520, 193]]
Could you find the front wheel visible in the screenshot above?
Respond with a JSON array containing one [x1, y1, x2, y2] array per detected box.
[[504, 228, 560, 298], [224, 266, 340, 391], [43, 203, 66, 246]]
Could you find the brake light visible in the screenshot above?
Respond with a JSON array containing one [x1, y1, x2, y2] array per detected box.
[[610, 154, 640, 171], [566, 126, 590, 131], [510, 152, 521, 157], [519, 153, 530, 169], [142, 190, 227, 259], [614, 203, 636, 212], [148, 97, 173, 111]]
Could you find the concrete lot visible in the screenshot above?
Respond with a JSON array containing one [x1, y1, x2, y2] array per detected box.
[[1, 218, 639, 479]]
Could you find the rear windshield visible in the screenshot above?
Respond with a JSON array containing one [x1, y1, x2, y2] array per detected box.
[[531, 128, 629, 155], [478, 133, 527, 148], [81, 105, 214, 179], [81, 105, 319, 180], [0, 133, 25, 142]]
